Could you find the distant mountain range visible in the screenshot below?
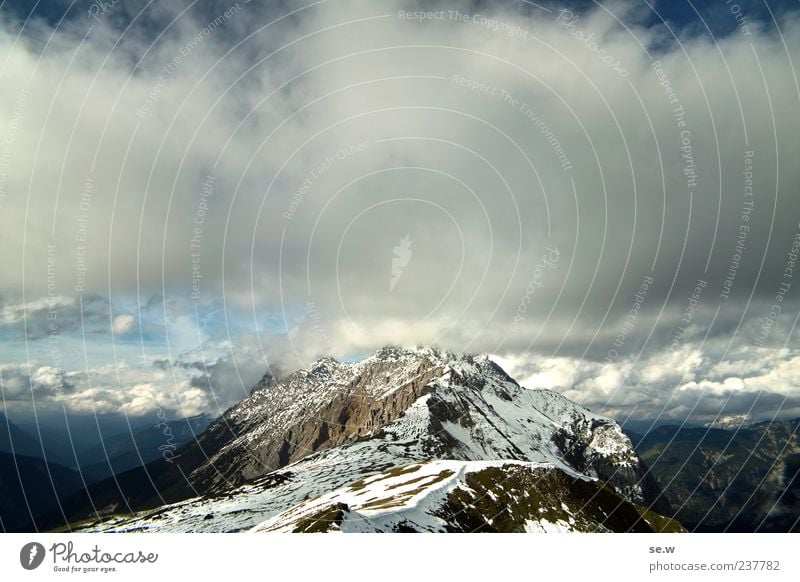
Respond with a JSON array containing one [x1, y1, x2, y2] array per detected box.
[[76, 414, 212, 482], [0, 411, 211, 531], [50, 347, 678, 532], [1, 413, 65, 464], [632, 420, 800, 532]]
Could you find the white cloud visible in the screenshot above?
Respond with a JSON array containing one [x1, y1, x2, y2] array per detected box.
[[111, 314, 136, 335], [497, 343, 800, 423], [0, 359, 209, 418], [0, 362, 71, 400]]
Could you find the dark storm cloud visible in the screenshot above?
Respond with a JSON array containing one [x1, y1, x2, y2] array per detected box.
[[0, 294, 114, 340]]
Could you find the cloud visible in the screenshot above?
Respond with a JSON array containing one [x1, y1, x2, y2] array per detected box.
[[111, 314, 136, 335], [1, 1, 799, 421], [0, 362, 73, 401], [0, 294, 115, 340], [493, 341, 800, 424], [1, 359, 209, 418]]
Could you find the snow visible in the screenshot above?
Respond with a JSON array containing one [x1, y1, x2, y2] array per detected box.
[[587, 423, 634, 457], [524, 519, 595, 533], [382, 393, 432, 441], [75, 346, 648, 533], [253, 460, 553, 533]]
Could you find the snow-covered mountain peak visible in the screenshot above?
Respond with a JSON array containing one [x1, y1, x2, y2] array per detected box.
[[305, 357, 342, 378], [62, 345, 674, 533]]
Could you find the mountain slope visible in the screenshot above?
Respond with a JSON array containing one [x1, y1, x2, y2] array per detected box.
[[59, 347, 673, 533], [636, 420, 800, 531], [0, 413, 66, 465], [78, 414, 212, 483], [0, 452, 84, 532]]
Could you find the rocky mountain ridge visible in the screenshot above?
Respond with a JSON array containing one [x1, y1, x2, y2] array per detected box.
[[59, 346, 676, 532]]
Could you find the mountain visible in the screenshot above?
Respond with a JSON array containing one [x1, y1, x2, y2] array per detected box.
[[53, 346, 677, 533], [77, 414, 212, 483], [15, 412, 167, 469], [703, 414, 754, 430], [635, 420, 800, 531], [1, 413, 43, 458], [0, 452, 84, 532], [0, 413, 67, 465]]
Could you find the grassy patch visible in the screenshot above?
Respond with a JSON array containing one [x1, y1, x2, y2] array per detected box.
[[359, 469, 454, 510], [436, 464, 685, 533], [292, 503, 349, 533], [348, 464, 421, 492]]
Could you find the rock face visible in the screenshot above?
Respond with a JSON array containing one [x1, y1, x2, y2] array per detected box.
[[192, 348, 447, 492], [61, 346, 675, 533]]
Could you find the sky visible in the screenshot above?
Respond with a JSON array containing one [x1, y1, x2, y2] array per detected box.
[[1, 0, 799, 428]]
